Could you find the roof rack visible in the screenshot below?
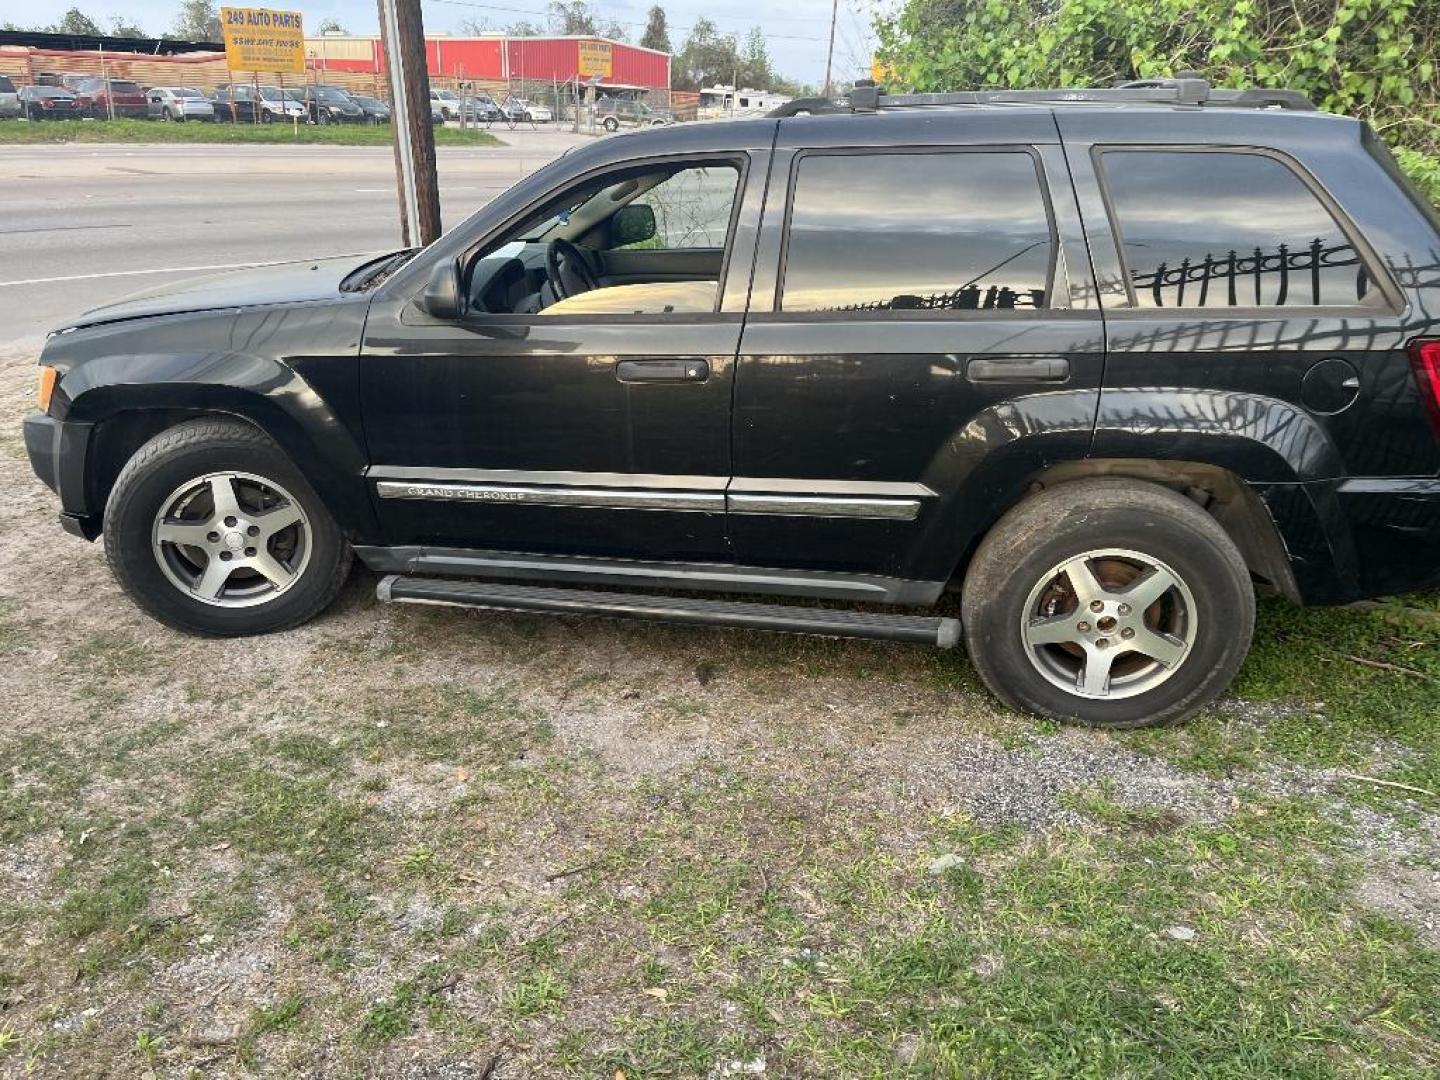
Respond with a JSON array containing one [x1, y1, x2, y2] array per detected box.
[[768, 73, 1315, 117]]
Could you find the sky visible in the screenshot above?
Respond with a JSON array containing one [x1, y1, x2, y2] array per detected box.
[[41, 0, 886, 88]]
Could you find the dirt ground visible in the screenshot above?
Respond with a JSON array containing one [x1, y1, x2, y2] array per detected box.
[[2, 344, 1438, 1078]]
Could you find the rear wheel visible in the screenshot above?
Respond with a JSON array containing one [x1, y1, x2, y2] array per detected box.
[[602, 116, 619, 132], [104, 419, 351, 636], [961, 479, 1255, 728]]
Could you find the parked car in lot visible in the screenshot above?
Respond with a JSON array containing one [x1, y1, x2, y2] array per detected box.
[[299, 84, 365, 124], [18, 85, 82, 120], [429, 88, 462, 121], [0, 76, 19, 119], [69, 77, 148, 119], [146, 86, 215, 122], [595, 97, 673, 131], [209, 88, 259, 124], [469, 93, 504, 124], [212, 84, 306, 123], [502, 97, 551, 123], [24, 77, 1440, 728], [430, 87, 501, 124], [350, 95, 391, 124]]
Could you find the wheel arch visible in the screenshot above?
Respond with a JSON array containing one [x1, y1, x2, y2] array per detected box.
[[949, 458, 1302, 603], [73, 390, 376, 540]]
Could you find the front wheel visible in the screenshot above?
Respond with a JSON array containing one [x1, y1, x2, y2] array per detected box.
[[103, 419, 352, 636], [961, 478, 1255, 728], [602, 116, 619, 132]]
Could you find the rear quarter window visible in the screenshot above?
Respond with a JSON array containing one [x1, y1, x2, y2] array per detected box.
[[1099, 148, 1387, 310]]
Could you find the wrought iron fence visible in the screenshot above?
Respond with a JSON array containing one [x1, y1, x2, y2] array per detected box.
[[826, 283, 1046, 313], [1130, 237, 1368, 308]]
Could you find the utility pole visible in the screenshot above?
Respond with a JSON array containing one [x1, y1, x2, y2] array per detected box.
[[822, 0, 838, 98], [377, 0, 441, 246]]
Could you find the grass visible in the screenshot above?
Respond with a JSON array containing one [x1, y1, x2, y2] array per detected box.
[[0, 577, 1435, 1074], [0, 116, 502, 147], [1130, 594, 1440, 798]]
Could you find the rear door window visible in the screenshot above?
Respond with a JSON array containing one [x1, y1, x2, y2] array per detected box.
[[1099, 149, 1385, 309], [779, 150, 1054, 313]]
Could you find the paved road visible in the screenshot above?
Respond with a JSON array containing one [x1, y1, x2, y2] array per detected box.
[[0, 130, 591, 349]]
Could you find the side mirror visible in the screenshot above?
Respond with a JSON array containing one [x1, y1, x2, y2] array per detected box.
[[422, 258, 464, 320], [609, 203, 657, 247]]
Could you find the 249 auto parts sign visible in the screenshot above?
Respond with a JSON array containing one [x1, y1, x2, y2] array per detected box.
[[220, 7, 306, 74]]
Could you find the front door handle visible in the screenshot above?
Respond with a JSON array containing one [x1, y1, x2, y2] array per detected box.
[[616, 359, 709, 383], [967, 355, 1070, 383]]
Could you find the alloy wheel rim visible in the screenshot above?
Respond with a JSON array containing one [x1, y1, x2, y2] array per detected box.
[[1019, 548, 1197, 700], [150, 471, 312, 608]]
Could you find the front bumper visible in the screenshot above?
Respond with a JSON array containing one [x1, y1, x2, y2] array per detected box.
[[23, 411, 100, 540]]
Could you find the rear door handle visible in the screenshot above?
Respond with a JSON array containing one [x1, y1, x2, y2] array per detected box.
[[967, 355, 1070, 383], [615, 359, 709, 383]]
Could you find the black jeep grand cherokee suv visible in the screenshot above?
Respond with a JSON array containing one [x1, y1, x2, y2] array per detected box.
[[24, 78, 1440, 728]]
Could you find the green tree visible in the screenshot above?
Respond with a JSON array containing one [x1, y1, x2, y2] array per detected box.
[[49, 8, 103, 34], [738, 27, 772, 89], [547, 1, 626, 41], [171, 0, 221, 40], [640, 6, 671, 53], [875, 0, 1440, 197], [108, 15, 148, 37], [674, 17, 739, 91], [316, 17, 347, 34]]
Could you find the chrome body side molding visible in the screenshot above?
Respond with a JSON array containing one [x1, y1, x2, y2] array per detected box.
[[368, 468, 935, 521], [375, 480, 723, 513], [727, 492, 921, 521]]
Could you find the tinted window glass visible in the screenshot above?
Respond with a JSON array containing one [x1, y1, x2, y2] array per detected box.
[[781, 151, 1053, 313], [1103, 150, 1380, 309]]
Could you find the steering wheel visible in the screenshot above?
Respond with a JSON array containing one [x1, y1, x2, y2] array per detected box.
[[545, 238, 601, 301]]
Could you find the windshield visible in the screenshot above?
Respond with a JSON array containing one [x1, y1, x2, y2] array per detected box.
[[316, 88, 352, 103], [284, 89, 305, 102], [109, 81, 142, 93], [175, 87, 204, 98], [33, 88, 73, 98], [257, 85, 289, 101], [433, 90, 458, 101]]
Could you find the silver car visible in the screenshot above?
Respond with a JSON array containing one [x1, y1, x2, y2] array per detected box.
[[147, 86, 215, 122], [0, 76, 19, 120]]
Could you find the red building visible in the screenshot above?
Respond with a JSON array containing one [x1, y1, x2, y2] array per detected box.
[[304, 33, 670, 90]]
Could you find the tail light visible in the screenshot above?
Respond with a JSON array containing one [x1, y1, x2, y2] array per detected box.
[[1409, 339, 1440, 436]]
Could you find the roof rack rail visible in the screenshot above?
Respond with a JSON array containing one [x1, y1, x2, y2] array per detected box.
[[768, 73, 1315, 117]]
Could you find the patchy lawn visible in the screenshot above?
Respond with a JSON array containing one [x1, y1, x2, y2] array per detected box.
[[0, 345, 1437, 1078], [0, 117, 502, 148]]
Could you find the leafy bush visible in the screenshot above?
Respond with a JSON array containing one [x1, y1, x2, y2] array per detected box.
[[877, 0, 1440, 194]]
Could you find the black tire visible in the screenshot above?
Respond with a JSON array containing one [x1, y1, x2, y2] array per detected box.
[[602, 116, 619, 132], [103, 419, 352, 637], [961, 478, 1255, 729]]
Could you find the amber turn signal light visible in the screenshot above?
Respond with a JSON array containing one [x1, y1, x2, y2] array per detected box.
[[37, 366, 58, 413]]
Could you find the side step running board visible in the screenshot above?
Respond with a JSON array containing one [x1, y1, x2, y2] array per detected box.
[[377, 575, 960, 648]]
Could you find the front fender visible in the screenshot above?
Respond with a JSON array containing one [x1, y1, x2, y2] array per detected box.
[[47, 304, 377, 539]]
